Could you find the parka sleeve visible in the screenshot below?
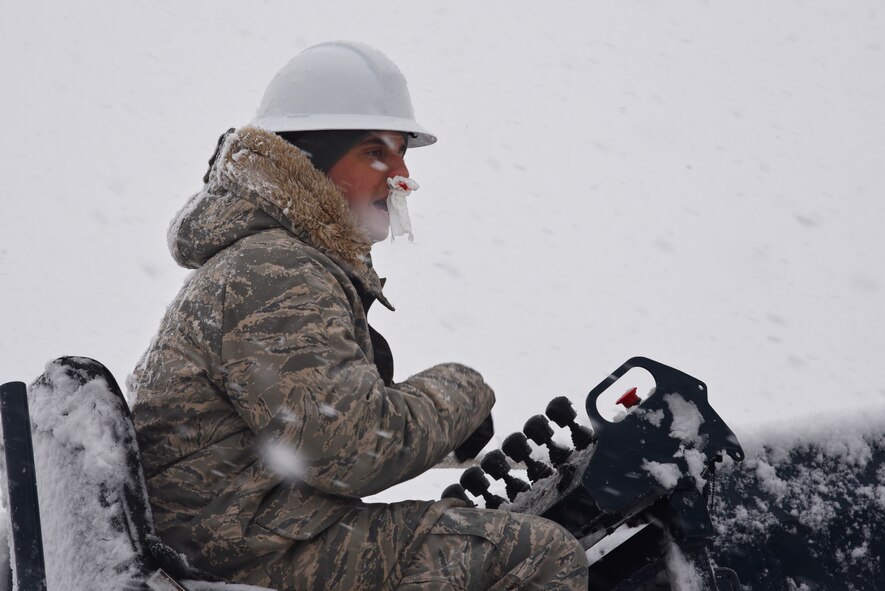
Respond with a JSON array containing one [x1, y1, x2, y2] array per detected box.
[[219, 247, 495, 498]]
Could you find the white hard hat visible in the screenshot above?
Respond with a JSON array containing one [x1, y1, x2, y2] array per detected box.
[[253, 41, 436, 147]]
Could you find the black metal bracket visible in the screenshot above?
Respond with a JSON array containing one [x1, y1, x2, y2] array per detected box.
[[0, 380, 48, 591]]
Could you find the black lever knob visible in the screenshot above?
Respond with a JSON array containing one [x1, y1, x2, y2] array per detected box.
[[441, 483, 474, 505], [502, 432, 553, 483], [523, 414, 572, 467], [460, 466, 506, 509], [546, 396, 595, 450], [481, 450, 531, 502]]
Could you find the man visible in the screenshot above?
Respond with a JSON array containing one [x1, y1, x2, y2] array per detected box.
[[132, 41, 588, 590]]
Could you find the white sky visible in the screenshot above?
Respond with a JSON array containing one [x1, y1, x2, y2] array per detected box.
[[2, 1, 884, 448]]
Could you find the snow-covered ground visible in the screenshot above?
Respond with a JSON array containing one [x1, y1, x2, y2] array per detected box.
[[2, 1, 884, 506]]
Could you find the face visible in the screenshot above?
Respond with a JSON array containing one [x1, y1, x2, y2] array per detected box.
[[327, 131, 409, 243]]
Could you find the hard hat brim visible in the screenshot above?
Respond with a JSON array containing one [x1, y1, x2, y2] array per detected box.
[[252, 114, 437, 148]]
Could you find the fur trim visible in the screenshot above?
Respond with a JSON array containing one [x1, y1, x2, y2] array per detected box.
[[214, 126, 373, 272]]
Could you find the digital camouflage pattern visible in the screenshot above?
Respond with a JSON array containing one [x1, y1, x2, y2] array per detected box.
[[398, 507, 588, 590], [132, 126, 587, 590]]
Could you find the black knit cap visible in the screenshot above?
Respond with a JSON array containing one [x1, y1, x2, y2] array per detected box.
[[203, 128, 402, 184], [278, 130, 406, 174]]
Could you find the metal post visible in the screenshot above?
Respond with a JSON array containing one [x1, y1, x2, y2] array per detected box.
[[0, 381, 47, 591]]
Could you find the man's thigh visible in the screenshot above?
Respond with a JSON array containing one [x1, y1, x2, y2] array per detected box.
[[397, 507, 589, 590]]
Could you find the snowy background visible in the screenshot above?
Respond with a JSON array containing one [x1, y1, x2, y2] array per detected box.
[[2, 1, 884, 502]]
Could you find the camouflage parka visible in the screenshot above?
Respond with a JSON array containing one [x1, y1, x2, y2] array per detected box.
[[132, 126, 495, 587]]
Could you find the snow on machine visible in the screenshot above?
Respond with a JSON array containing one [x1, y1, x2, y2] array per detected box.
[[442, 356, 745, 590]]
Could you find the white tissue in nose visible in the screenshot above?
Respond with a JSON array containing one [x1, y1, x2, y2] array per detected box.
[[387, 176, 419, 241]]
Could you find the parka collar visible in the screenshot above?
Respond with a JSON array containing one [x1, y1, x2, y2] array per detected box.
[[168, 126, 393, 310]]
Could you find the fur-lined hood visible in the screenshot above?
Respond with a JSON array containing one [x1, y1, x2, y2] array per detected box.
[[168, 126, 390, 307]]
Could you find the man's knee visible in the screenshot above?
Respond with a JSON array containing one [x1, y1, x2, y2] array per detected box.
[[551, 520, 589, 566], [528, 518, 589, 586], [406, 507, 588, 590], [483, 513, 588, 590]]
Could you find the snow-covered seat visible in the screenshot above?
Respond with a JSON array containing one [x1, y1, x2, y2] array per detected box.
[[0, 357, 274, 591]]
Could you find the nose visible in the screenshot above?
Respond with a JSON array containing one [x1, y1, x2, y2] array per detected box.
[[388, 154, 409, 179]]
